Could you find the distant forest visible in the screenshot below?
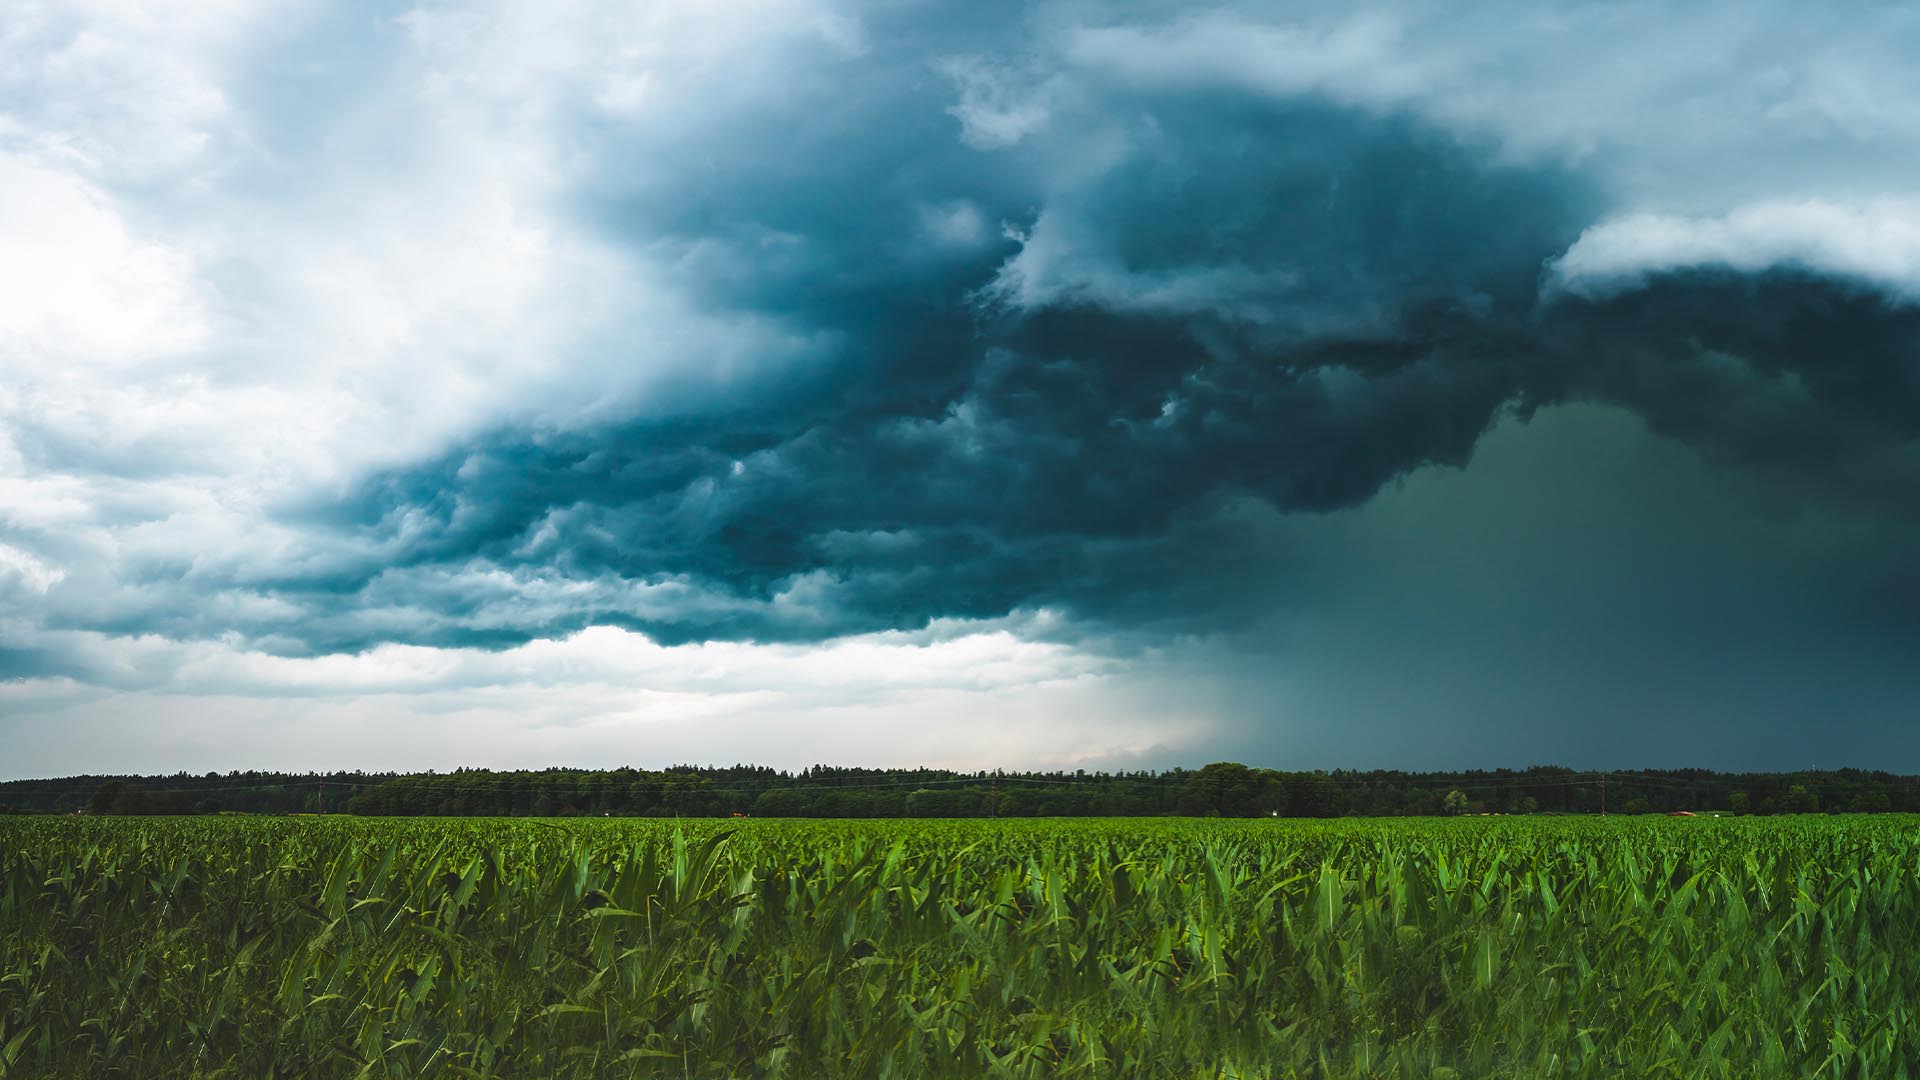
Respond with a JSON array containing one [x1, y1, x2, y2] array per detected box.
[[1, 763, 1912, 818]]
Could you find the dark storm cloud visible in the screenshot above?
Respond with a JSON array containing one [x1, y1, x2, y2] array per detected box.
[[1549, 275, 1920, 468], [254, 87, 1920, 653], [239, 94, 1607, 651]]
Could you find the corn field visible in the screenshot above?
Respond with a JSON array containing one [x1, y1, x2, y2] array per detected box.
[[2, 815, 1916, 1078]]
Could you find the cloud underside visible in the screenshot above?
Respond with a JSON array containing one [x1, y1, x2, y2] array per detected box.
[[5, 0, 1920, 683]]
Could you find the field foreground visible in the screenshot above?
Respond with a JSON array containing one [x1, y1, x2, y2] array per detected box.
[[2, 815, 1916, 1078]]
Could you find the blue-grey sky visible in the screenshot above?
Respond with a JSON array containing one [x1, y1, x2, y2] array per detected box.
[[5, 0, 1920, 777]]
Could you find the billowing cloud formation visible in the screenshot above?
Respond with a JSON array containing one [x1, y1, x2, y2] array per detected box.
[[5, 0, 1920, 770], [283, 99, 1588, 651]]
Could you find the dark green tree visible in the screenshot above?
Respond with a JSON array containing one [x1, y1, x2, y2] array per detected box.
[[89, 781, 131, 815], [1847, 789, 1891, 813], [1176, 763, 1281, 817], [1284, 772, 1343, 818]]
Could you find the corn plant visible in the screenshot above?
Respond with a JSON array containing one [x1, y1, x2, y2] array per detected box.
[[3, 815, 1917, 1078]]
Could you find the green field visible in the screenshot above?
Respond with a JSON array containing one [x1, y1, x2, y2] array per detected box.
[[3, 815, 1916, 1078]]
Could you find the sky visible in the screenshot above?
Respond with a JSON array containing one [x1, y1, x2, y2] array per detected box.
[[5, 0, 1920, 778]]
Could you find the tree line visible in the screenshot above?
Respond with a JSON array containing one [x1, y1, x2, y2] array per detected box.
[[1, 762, 1915, 818]]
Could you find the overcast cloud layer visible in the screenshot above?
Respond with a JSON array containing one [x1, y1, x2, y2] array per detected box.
[[5, 0, 1920, 775]]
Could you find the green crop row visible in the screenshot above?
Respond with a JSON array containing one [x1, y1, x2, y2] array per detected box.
[[2, 815, 1916, 1078]]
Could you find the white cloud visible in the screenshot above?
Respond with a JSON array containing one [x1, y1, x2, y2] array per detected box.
[[0, 542, 63, 597], [936, 56, 1054, 150], [2, 0, 872, 484], [0, 619, 1212, 775], [1050, 3, 1920, 207], [1549, 200, 1920, 299], [1064, 15, 1431, 115], [0, 154, 209, 365]]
